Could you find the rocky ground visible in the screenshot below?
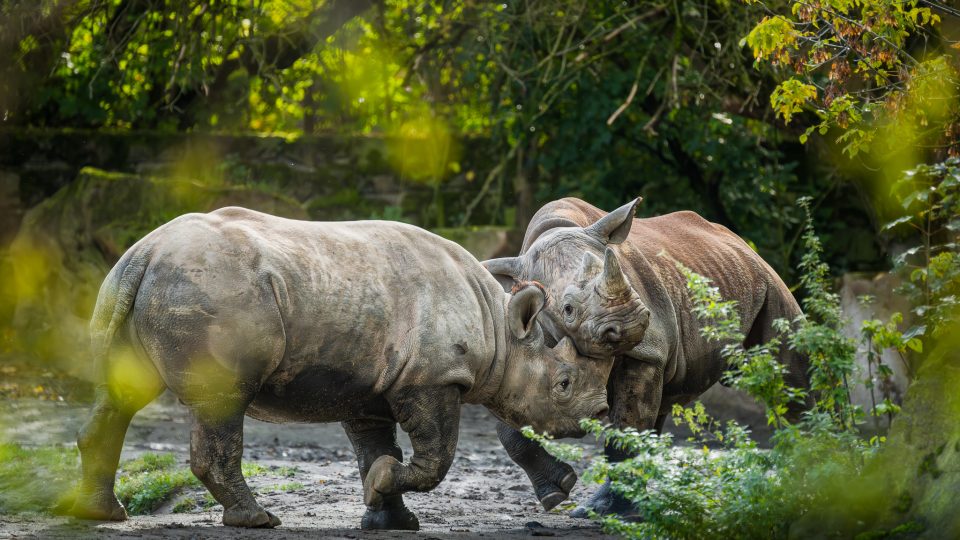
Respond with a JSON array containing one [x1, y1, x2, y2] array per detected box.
[[0, 380, 614, 540]]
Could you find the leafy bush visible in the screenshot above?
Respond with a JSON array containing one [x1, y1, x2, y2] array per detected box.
[[115, 453, 275, 515], [886, 157, 960, 340]]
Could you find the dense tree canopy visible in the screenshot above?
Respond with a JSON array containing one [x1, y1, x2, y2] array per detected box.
[[2, 0, 958, 276]]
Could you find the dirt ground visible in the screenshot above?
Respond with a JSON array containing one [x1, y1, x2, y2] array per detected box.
[[0, 390, 614, 539]]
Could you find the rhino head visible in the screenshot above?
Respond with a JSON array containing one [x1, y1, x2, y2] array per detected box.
[[489, 284, 613, 438], [484, 198, 650, 359]]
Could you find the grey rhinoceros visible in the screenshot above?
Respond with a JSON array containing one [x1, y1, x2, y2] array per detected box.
[[69, 207, 613, 531], [484, 197, 812, 516]]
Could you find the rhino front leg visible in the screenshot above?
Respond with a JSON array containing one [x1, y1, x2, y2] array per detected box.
[[363, 386, 460, 512], [343, 418, 419, 531], [496, 421, 577, 510], [189, 404, 280, 528], [571, 358, 664, 520]]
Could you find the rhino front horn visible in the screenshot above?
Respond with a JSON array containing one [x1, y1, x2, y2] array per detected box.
[[600, 247, 630, 297]]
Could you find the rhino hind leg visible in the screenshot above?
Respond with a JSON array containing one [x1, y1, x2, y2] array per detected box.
[[71, 369, 165, 521], [187, 401, 280, 529], [343, 419, 419, 531], [496, 421, 576, 510], [746, 281, 815, 421]]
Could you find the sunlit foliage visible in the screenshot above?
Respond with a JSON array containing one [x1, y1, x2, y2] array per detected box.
[[744, 0, 960, 179]]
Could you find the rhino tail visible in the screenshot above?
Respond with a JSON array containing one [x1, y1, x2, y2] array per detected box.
[[89, 244, 152, 378]]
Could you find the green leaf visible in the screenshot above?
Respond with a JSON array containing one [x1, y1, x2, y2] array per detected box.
[[882, 215, 914, 231]]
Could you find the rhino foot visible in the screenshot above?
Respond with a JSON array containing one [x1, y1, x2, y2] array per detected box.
[[570, 479, 640, 520], [363, 455, 402, 509], [222, 504, 281, 528], [536, 470, 578, 511], [361, 505, 420, 531], [69, 493, 128, 522]]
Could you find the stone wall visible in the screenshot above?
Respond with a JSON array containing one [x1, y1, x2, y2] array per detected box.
[[0, 128, 502, 248]]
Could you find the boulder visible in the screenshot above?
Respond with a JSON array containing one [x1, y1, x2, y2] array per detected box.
[[787, 348, 960, 538], [840, 272, 914, 433]]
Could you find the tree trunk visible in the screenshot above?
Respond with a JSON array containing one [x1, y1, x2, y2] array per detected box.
[[513, 138, 538, 230]]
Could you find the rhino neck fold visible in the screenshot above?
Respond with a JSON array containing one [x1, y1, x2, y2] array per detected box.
[[461, 290, 509, 406]]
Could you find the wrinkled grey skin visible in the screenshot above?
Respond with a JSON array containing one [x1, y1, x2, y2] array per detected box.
[[69, 207, 613, 531], [485, 197, 812, 516]]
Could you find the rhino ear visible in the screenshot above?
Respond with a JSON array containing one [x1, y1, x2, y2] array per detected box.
[[577, 251, 603, 284], [586, 197, 641, 245], [483, 257, 521, 292], [599, 247, 630, 297], [507, 285, 546, 340]]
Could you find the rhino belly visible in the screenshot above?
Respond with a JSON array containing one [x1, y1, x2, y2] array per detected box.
[[246, 363, 392, 423]]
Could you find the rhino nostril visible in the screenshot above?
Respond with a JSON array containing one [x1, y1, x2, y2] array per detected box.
[[600, 323, 621, 342], [593, 406, 609, 420]]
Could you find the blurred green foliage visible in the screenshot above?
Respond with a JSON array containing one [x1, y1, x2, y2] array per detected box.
[[0, 0, 915, 276], [886, 157, 960, 339]]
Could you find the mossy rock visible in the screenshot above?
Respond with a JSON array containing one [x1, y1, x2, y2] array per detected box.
[[788, 349, 960, 539], [7, 167, 306, 375]]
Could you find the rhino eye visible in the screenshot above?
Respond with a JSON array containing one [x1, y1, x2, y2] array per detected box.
[[563, 304, 574, 317], [558, 378, 570, 391]]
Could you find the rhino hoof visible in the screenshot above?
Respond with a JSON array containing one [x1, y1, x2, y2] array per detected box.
[[560, 471, 577, 493], [539, 491, 568, 511], [361, 506, 420, 531], [69, 497, 128, 521], [570, 480, 639, 520], [223, 505, 281, 528], [536, 470, 578, 510], [363, 455, 402, 508]]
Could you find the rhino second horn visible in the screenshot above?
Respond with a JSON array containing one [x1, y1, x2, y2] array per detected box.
[[600, 247, 630, 297], [578, 251, 603, 283]]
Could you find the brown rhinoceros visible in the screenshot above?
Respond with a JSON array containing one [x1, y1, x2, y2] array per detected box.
[[69, 207, 613, 531], [484, 197, 812, 516]]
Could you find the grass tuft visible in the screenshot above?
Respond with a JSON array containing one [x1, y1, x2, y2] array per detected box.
[[0, 443, 78, 513]]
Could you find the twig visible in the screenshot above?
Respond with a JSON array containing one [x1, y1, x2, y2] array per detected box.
[[460, 144, 519, 226], [607, 80, 639, 126]]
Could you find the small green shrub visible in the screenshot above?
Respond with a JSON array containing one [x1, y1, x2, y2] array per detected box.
[[171, 496, 197, 514], [259, 481, 305, 493], [115, 454, 199, 514], [115, 452, 273, 515]]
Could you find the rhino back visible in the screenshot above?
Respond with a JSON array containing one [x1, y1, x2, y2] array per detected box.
[[128, 207, 503, 422]]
